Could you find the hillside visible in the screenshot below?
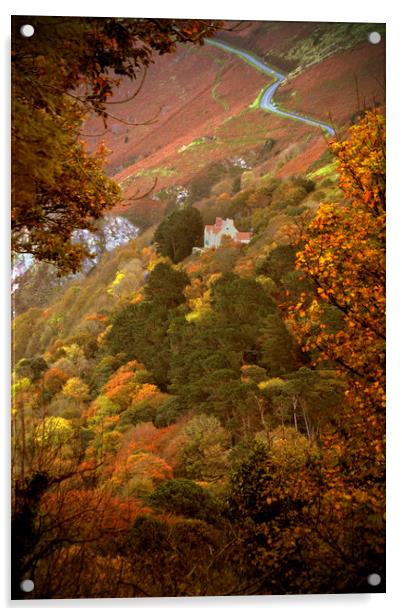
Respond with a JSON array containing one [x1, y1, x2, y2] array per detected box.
[[11, 19, 385, 599], [81, 21, 385, 224], [73, 21, 385, 237]]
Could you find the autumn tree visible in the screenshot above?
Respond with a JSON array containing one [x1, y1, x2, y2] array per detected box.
[[13, 477, 149, 599], [228, 439, 384, 594], [110, 451, 173, 497], [256, 244, 297, 284], [89, 354, 125, 395], [282, 109, 385, 588], [288, 109, 385, 451], [12, 16, 221, 272], [119, 514, 224, 597], [153, 396, 184, 427], [177, 414, 230, 481]]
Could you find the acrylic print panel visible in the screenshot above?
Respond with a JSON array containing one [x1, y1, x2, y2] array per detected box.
[[11, 15, 385, 599]]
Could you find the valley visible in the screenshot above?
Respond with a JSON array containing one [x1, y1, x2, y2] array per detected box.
[[11, 18, 385, 599]]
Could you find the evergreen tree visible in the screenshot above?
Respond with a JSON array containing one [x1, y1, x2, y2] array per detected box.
[[153, 207, 203, 263], [107, 262, 189, 387]]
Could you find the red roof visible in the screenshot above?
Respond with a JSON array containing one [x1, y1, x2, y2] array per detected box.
[[236, 231, 252, 242], [205, 218, 252, 241]]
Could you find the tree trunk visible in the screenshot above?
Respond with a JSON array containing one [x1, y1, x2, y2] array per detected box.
[[302, 404, 311, 439], [292, 396, 298, 432]]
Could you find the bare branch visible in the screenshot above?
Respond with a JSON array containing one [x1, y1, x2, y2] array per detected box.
[[98, 106, 161, 127], [124, 177, 158, 202], [104, 67, 148, 105], [79, 127, 110, 138]]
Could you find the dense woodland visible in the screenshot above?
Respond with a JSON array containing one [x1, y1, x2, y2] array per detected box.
[[11, 17, 385, 599]]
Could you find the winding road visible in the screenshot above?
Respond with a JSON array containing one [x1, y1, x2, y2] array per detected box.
[[205, 39, 335, 137]]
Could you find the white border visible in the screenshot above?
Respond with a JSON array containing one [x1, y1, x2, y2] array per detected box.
[[2, 1, 401, 613]]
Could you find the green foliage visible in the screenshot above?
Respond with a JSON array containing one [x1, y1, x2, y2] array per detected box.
[[87, 395, 121, 429], [281, 367, 344, 436], [62, 377, 90, 402], [286, 205, 307, 217], [228, 442, 272, 523], [106, 262, 189, 387], [292, 175, 316, 193], [210, 273, 274, 327], [231, 175, 241, 195], [154, 396, 184, 427], [178, 414, 230, 480], [144, 262, 190, 307], [132, 369, 156, 385], [240, 364, 268, 384], [256, 244, 296, 283], [117, 401, 156, 430], [153, 207, 203, 263], [12, 308, 45, 362], [34, 416, 74, 448], [259, 314, 296, 376], [284, 22, 381, 69], [147, 479, 221, 523], [47, 393, 81, 420], [15, 356, 48, 382], [227, 175, 312, 225], [51, 344, 90, 380], [169, 273, 280, 430], [106, 302, 170, 387], [89, 355, 125, 395]]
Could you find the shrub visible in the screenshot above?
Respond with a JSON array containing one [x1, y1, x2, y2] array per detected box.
[[147, 479, 221, 523], [118, 402, 156, 429]]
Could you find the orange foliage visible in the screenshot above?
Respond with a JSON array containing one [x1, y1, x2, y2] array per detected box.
[[120, 423, 173, 455], [43, 487, 148, 531], [110, 451, 173, 488], [43, 367, 70, 396], [234, 256, 255, 278], [94, 421, 185, 487], [131, 383, 167, 407], [83, 312, 108, 325], [102, 369, 137, 408], [286, 110, 385, 562], [121, 360, 145, 372], [289, 110, 385, 418], [104, 422, 182, 476]]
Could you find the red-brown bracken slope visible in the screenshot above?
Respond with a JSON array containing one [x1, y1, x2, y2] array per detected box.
[[82, 21, 385, 216]]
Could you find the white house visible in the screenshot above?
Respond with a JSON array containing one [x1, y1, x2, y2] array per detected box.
[[204, 217, 252, 248]]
